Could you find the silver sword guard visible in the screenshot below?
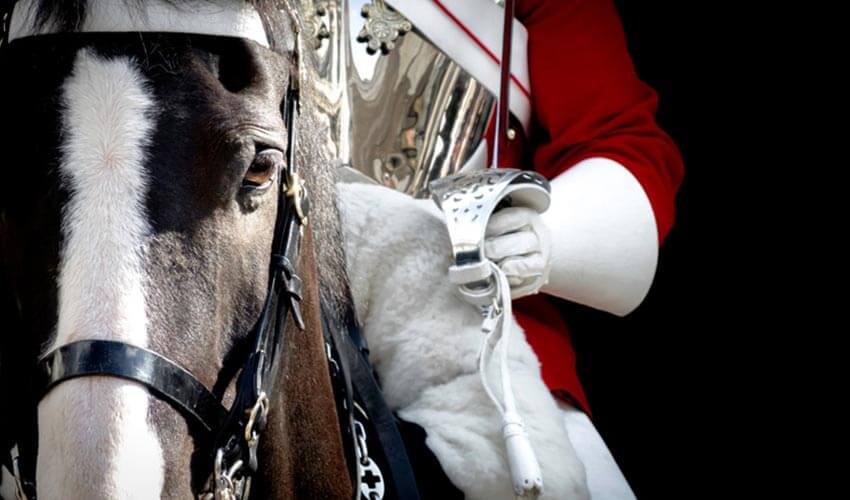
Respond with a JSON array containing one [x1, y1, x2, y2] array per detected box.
[[429, 168, 550, 306]]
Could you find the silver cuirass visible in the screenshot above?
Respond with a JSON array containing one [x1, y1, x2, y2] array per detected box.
[[300, 0, 496, 197]]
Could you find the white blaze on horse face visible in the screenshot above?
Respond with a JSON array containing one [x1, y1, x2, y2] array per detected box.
[[36, 50, 165, 500]]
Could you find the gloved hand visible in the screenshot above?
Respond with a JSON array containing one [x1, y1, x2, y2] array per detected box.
[[484, 206, 551, 298]]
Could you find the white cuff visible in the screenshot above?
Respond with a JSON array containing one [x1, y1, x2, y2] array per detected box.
[[540, 157, 659, 316]]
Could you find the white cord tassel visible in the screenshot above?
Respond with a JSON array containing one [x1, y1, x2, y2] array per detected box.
[[479, 262, 543, 498]]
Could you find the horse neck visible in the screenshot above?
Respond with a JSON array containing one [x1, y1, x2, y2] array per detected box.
[[255, 227, 352, 499]]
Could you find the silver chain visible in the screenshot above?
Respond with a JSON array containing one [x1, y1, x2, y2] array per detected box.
[[353, 419, 385, 500]]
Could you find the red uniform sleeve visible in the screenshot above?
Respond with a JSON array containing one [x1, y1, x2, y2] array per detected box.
[[517, 0, 685, 244]]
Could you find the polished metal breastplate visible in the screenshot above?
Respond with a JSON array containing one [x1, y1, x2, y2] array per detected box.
[[302, 0, 495, 197]]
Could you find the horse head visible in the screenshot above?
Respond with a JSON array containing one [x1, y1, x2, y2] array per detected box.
[[0, 1, 353, 498]]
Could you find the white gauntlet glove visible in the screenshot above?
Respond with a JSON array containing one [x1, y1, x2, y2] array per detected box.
[[446, 158, 659, 315], [539, 157, 660, 316], [484, 206, 552, 298]]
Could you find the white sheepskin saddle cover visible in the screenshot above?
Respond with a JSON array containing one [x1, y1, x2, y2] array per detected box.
[[337, 182, 590, 499]]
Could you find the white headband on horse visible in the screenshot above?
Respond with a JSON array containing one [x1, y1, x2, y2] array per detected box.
[[8, 0, 270, 48]]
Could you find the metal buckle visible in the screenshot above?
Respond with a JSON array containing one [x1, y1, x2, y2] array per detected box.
[[285, 171, 309, 225], [244, 393, 269, 444], [211, 448, 245, 500], [244, 393, 269, 472], [201, 393, 269, 500]]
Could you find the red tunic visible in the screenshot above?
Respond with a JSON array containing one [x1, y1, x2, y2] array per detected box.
[[497, 0, 685, 417]]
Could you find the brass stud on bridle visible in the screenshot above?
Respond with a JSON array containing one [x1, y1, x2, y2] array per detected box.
[[285, 171, 308, 225]]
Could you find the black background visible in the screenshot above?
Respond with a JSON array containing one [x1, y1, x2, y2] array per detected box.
[[563, 2, 761, 497]]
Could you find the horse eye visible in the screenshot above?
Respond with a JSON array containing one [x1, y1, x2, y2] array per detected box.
[[243, 149, 283, 189]]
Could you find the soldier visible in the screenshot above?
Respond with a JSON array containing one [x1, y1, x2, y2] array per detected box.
[[324, 0, 684, 497]]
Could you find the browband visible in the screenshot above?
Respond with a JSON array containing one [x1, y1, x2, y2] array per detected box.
[[8, 0, 270, 47]]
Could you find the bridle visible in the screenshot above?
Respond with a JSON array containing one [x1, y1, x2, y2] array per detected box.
[[0, 2, 423, 499], [7, 29, 310, 500]]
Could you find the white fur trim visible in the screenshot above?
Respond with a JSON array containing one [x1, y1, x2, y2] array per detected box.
[[338, 182, 589, 499], [9, 0, 270, 47], [36, 51, 164, 500], [385, 0, 532, 134], [540, 157, 659, 317]]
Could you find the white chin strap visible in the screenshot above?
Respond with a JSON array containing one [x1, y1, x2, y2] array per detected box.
[[8, 0, 270, 47]]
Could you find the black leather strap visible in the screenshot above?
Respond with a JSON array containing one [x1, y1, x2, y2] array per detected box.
[[208, 82, 307, 478], [38, 340, 228, 433], [321, 313, 358, 491], [328, 314, 421, 500]]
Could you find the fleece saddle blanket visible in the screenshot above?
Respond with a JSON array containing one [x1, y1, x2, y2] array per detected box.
[[337, 182, 590, 499]]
